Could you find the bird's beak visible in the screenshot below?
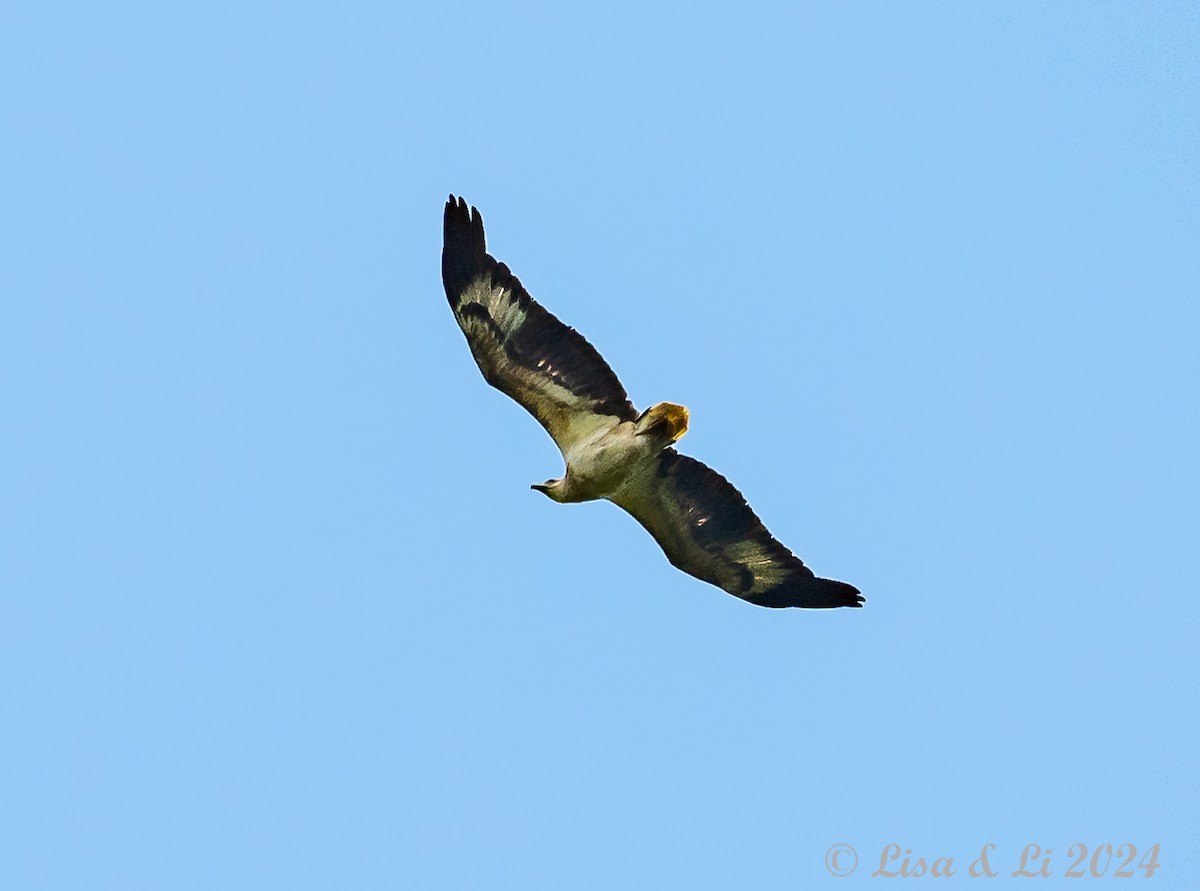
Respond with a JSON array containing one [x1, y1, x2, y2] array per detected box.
[[531, 484, 549, 493]]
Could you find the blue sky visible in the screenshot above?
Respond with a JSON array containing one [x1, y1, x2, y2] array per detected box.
[[2, 2, 1197, 888]]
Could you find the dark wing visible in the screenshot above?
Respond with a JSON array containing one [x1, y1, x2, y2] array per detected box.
[[442, 195, 637, 453], [609, 449, 863, 609]]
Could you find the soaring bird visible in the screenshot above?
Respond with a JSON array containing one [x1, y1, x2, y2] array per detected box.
[[441, 196, 862, 609]]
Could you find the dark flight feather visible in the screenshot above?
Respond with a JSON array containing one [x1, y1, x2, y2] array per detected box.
[[442, 196, 636, 452], [611, 450, 863, 609]]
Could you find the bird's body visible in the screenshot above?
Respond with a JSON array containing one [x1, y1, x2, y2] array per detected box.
[[536, 402, 688, 503], [542, 418, 638, 503], [441, 195, 862, 610]]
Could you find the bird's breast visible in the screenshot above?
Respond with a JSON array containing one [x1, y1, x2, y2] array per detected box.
[[564, 423, 649, 500]]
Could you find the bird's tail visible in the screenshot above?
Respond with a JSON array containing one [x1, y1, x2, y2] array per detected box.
[[635, 402, 689, 444]]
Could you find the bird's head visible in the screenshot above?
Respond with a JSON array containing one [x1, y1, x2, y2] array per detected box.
[[531, 478, 568, 502]]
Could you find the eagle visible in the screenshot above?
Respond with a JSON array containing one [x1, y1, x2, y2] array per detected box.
[[442, 195, 862, 610]]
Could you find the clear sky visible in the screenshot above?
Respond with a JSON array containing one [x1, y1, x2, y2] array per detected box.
[[2, 2, 1197, 888]]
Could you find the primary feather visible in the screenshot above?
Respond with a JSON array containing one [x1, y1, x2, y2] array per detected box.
[[442, 196, 635, 454], [441, 195, 862, 610]]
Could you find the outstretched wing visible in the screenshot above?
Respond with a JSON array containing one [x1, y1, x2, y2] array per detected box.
[[442, 195, 637, 453], [609, 449, 863, 609]]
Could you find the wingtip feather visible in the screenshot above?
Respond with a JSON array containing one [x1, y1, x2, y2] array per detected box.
[[443, 194, 488, 303], [746, 576, 864, 609], [806, 578, 864, 609]]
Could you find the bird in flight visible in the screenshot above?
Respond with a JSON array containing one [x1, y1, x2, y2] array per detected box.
[[441, 196, 862, 609]]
